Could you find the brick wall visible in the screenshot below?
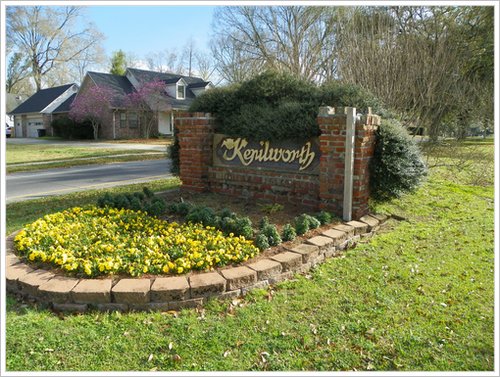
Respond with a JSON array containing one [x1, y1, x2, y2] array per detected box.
[[176, 113, 215, 192], [176, 108, 379, 220]]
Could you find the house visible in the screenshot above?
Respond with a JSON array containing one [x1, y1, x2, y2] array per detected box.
[[77, 67, 213, 139], [8, 84, 79, 138]]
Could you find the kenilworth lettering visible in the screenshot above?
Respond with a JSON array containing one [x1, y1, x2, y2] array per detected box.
[[220, 138, 316, 171]]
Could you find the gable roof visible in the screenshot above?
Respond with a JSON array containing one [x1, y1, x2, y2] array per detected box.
[[126, 67, 207, 87], [9, 84, 75, 115], [52, 93, 77, 113], [87, 71, 135, 108]]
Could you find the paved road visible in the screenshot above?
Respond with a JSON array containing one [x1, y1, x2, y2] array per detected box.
[[6, 159, 173, 204]]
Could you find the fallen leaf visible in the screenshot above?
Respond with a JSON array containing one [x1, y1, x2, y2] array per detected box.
[[260, 351, 270, 363], [172, 354, 182, 362], [147, 354, 154, 362]]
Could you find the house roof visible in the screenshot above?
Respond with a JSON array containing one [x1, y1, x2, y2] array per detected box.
[[52, 93, 77, 113], [87, 71, 135, 108], [9, 84, 75, 115], [188, 81, 211, 89], [126, 68, 209, 108]]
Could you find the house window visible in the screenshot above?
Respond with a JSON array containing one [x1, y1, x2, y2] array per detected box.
[[177, 84, 185, 99], [128, 112, 138, 128], [120, 113, 127, 128]]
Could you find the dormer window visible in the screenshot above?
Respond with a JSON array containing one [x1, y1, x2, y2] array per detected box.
[[177, 83, 185, 99]]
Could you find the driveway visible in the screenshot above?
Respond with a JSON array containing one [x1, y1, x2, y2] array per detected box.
[[6, 138, 167, 151], [6, 159, 173, 203]]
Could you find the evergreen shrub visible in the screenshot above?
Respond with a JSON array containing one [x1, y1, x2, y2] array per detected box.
[[281, 223, 297, 242], [96, 187, 166, 217], [370, 119, 427, 201]]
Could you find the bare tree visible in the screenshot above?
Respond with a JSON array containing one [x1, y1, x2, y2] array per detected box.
[[211, 6, 338, 82], [334, 6, 494, 140], [146, 50, 179, 73], [6, 6, 104, 91]]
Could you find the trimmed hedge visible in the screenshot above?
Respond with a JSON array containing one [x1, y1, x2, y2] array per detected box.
[[370, 119, 427, 201], [189, 70, 384, 141]]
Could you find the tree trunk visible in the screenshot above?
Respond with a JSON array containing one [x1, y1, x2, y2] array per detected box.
[[92, 122, 99, 140]]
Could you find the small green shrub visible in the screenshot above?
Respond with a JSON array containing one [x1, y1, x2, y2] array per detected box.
[[315, 211, 333, 225], [294, 214, 310, 236], [254, 233, 270, 251], [144, 197, 166, 217], [281, 223, 297, 242], [260, 224, 282, 246], [167, 201, 194, 216], [294, 213, 321, 235], [96, 187, 166, 218], [305, 214, 321, 229], [370, 119, 427, 201], [218, 215, 254, 239], [185, 206, 216, 226]]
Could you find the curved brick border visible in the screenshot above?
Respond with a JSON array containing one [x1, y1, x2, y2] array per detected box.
[[5, 214, 388, 313]]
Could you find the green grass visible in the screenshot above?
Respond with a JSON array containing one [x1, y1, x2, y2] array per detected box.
[[6, 144, 166, 173], [4, 142, 495, 371]]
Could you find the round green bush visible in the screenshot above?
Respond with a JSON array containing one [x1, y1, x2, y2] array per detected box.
[[281, 223, 297, 242], [254, 234, 270, 251], [260, 224, 282, 247], [370, 119, 427, 201]]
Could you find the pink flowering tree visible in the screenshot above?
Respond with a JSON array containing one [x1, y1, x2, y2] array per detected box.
[[70, 85, 114, 140], [125, 80, 167, 139]]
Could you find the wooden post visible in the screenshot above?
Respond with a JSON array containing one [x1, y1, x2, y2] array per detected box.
[[343, 107, 356, 221]]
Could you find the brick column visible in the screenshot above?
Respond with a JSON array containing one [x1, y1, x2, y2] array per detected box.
[[317, 107, 379, 220], [318, 107, 346, 216], [352, 110, 380, 218], [176, 112, 215, 192]]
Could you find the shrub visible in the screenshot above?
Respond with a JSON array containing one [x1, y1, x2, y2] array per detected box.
[[315, 211, 333, 225], [14, 206, 258, 277], [254, 233, 270, 251], [189, 70, 384, 142], [370, 119, 427, 201], [96, 187, 166, 217], [281, 223, 297, 242], [260, 223, 282, 246], [294, 213, 321, 235], [51, 116, 93, 140], [218, 215, 254, 239], [294, 214, 310, 236], [185, 206, 216, 226], [167, 201, 194, 216], [305, 214, 321, 229]]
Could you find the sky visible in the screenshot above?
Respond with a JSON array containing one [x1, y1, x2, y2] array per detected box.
[[85, 5, 217, 58]]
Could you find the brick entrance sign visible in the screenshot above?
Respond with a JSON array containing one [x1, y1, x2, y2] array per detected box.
[[176, 107, 380, 220]]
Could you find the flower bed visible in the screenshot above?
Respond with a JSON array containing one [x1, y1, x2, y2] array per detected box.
[[14, 206, 258, 277]]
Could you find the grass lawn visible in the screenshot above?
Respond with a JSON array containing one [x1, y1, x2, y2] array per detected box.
[[4, 141, 495, 372], [6, 144, 167, 173]]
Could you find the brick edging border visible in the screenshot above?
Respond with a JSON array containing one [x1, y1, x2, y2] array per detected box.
[[5, 214, 388, 313]]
